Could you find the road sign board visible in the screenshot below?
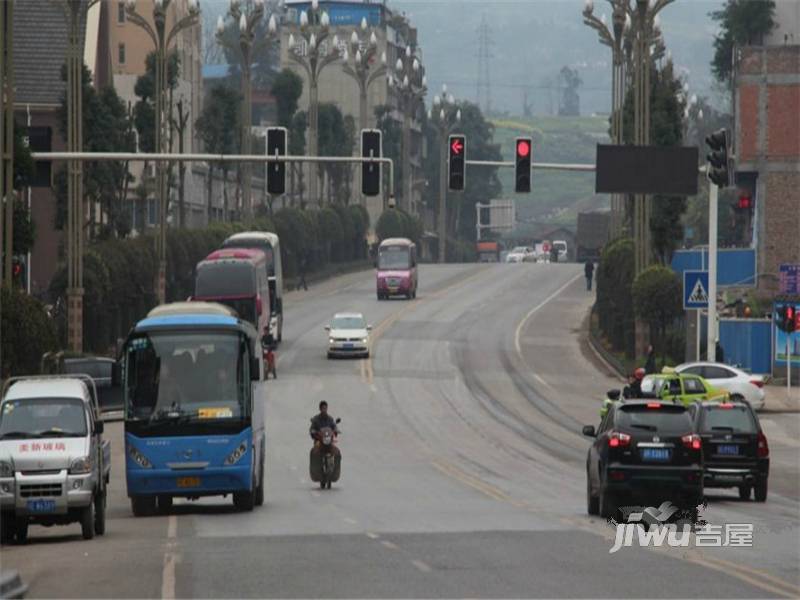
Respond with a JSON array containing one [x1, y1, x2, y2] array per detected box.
[[779, 264, 800, 295], [684, 270, 710, 310], [595, 145, 699, 196]]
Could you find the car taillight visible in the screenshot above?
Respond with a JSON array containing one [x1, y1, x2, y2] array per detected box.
[[718, 403, 734, 409], [757, 431, 769, 458], [608, 432, 631, 448], [646, 402, 661, 409], [681, 434, 702, 451], [749, 379, 764, 388]]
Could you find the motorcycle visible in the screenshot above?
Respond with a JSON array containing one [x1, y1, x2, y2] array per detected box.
[[309, 418, 341, 489]]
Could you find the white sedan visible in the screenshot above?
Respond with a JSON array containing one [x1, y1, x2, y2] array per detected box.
[[325, 312, 371, 359], [506, 247, 534, 263], [673, 362, 766, 410]]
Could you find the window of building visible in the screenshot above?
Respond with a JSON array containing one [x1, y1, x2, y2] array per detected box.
[[118, 2, 126, 23], [118, 43, 126, 65]]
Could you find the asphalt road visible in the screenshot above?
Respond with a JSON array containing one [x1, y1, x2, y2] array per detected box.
[[2, 264, 799, 598]]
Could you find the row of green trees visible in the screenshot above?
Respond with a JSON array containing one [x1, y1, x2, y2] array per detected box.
[[40, 205, 370, 356]]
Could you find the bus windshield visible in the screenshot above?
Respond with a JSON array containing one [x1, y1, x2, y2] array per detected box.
[[378, 246, 410, 270], [124, 332, 248, 422]]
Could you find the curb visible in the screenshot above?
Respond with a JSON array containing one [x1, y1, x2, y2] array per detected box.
[[585, 306, 627, 382]]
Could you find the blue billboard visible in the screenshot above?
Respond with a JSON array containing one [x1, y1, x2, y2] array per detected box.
[[286, 2, 382, 26]]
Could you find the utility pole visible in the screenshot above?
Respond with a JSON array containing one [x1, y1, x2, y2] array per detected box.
[[428, 86, 461, 264], [1, 0, 14, 287], [476, 15, 493, 115]]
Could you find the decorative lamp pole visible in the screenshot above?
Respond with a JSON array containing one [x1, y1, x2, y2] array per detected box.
[[216, 0, 278, 219], [389, 44, 427, 215], [341, 17, 387, 131], [126, 0, 200, 305], [286, 0, 341, 206], [428, 86, 460, 264]]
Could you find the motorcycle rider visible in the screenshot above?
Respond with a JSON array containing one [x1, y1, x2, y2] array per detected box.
[[622, 368, 646, 399], [310, 401, 339, 443]]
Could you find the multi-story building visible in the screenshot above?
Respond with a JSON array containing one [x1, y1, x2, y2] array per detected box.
[[279, 1, 426, 226], [734, 14, 800, 294], [108, 0, 205, 228]]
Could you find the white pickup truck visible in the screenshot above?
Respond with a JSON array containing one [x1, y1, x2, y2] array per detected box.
[[0, 375, 110, 543]]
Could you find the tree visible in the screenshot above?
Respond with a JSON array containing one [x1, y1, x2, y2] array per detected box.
[[56, 65, 135, 238], [622, 61, 687, 264], [289, 111, 308, 206], [317, 104, 354, 205], [271, 69, 303, 128], [217, 15, 280, 96], [633, 266, 683, 364], [710, 1, 776, 84], [375, 105, 403, 200], [558, 66, 582, 117], [596, 237, 635, 357], [195, 85, 241, 222]]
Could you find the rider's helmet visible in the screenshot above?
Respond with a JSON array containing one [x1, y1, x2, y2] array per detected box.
[[634, 367, 645, 380]]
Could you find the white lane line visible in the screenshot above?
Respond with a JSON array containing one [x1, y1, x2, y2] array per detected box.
[[533, 373, 551, 388], [366, 532, 380, 540], [343, 517, 357, 525], [161, 515, 177, 600], [514, 273, 583, 356], [411, 559, 432, 573], [381, 540, 399, 550]]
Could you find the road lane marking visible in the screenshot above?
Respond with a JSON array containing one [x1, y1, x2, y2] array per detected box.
[[694, 554, 800, 597], [366, 532, 380, 539], [411, 559, 432, 573], [533, 373, 551, 389], [343, 517, 357, 525], [514, 273, 583, 356], [381, 540, 399, 550], [431, 458, 521, 506], [161, 515, 178, 600]]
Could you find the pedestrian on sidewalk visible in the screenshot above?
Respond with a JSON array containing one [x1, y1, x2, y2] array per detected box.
[[644, 344, 657, 374], [298, 251, 308, 291], [584, 259, 595, 291]]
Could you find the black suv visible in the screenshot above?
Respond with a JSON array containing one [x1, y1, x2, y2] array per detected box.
[[687, 400, 769, 501], [583, 401, 703, 518]]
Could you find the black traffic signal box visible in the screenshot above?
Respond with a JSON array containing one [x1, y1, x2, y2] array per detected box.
[[515, 137, 532, 193], [361, 129, 382, 197], [448, 135, 466, 191], [266, 127, 288, 195]]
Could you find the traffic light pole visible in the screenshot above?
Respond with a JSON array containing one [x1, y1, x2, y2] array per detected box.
[[706, 181, 719, 363]]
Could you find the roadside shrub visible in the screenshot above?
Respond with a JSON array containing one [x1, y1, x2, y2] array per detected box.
[[1, 285, 59, 378], [596, 237, 635, 357], [632, 265, 684, 365]]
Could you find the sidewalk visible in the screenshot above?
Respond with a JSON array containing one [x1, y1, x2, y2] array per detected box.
[[762, 384, 800, 413]]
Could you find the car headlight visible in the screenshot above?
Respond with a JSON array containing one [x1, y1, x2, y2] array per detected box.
[[69, 456, 93, 475], [361, 338, 368, 344], [225, 442, 248, 465], [0, 461, 13, 478], [128, 445, 152, 469], [329, 337, 335, 344]]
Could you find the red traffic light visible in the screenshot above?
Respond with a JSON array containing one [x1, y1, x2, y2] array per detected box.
[[12, 263, 22, 277], [517, 140, 530, 158], [450, 138, 464, 155], [738, 195, 751, 210], [788, 306, 795, 321]]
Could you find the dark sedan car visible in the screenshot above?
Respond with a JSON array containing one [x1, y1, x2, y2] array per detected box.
[[62, 356, 123, 412], [687, 400, 769, 501], [583, 401, 704, 519]]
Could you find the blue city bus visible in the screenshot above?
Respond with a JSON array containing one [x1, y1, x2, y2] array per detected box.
[[118, 302, 266, 516]]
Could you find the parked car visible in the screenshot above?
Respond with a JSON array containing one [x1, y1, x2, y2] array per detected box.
[[687, 399, 769, 501], [673, 362, 765, 410]]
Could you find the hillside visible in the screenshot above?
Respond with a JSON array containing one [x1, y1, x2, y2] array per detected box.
[[490, 115, 610, 230]]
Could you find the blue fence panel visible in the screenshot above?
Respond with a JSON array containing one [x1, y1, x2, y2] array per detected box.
[[701, 315, 772, 374], [672, 248, 756, 287]]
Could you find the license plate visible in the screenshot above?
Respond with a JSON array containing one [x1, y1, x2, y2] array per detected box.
[[717, 444, 740, 455], [27, 499, 56, 513], [642, 448, 671, 462], [176, 476, 201, 488], [343, 343, 353, 349]]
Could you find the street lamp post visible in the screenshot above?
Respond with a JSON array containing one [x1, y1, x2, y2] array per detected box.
[[341, 17, 387, 207], [390, 45, 427, 215], [126, 0, 200, 305], [286, 0, 341, 206], [582, 0, 631, 239], [428, 86, 460, 264], [216, 0, 278, 220], [1, 0, 15, 289]]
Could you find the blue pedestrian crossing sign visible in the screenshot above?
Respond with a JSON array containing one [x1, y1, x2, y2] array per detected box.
[[683, 270, 710, 310]]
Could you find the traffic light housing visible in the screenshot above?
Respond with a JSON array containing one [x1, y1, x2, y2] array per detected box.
[[361, 129, 382, 197], [785, 305, 797, 333], [515, 137, 532, 193], [448, 135, 466, 191], [266, 127, 287, 195], [11, 255, 26, 289], [706, 129, 731, 188]]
